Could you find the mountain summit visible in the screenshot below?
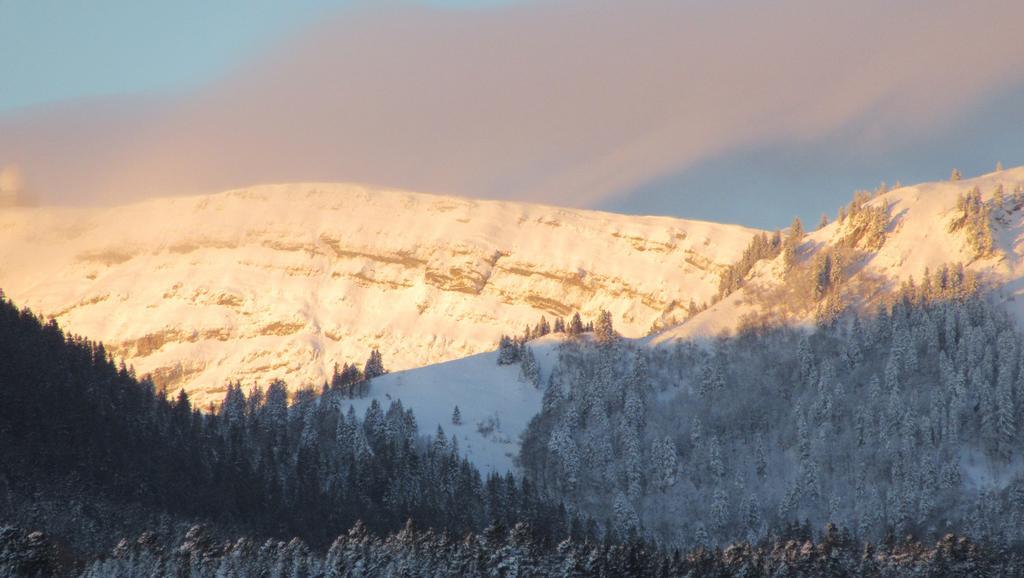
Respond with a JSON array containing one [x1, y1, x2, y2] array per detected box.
[[0, 183, 757, 402]]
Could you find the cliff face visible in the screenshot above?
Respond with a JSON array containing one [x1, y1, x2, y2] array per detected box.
[[0, 183, 759, 403]]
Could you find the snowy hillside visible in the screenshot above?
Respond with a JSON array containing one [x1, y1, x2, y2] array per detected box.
[[652, 166, 1024, 345], [0, 183, 757, 403], [333, 333, 564, 474], [370, 166, 1024, 476]]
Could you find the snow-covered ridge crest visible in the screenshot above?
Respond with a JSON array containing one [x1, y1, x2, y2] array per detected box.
[[0, 182, 759, 403], [652, 166, 1024, 344]]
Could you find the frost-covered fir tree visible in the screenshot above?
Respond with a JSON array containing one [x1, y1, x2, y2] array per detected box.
[[567, 312, 584, 336], [649, 436, 679, 493], [613, 492, 640, 539], [497, 334, 520, 365], [363, 349, 386, 379], [782, 216, 804, 270], [520, 346, 541, 387], [594, 310, 617, 344], [537, 315, 551, 336]]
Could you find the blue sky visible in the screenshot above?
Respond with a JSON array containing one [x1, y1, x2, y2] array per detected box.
[[1, 1, 325, 111], [2, 0, 1023, 229], [0, 0, 508, 111]]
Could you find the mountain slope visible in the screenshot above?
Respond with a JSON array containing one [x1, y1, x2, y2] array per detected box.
[[0, 183, 758, 403], [652, 166, 1024, 344], [0, 294, 570, 557], [336, 333, 565, 474], [374, 167, 1024, 476]]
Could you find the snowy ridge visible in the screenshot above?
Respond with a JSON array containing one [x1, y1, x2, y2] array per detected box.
[[652, 166, 1024, 345], [0, 183, 758, 403]]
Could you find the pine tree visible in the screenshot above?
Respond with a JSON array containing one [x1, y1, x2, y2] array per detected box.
[[709, 436, 725, 481], [520, 346, 541, 387], [797, 335, 815, 386], [363, 349, 386, 380], [567, 313, 584, 336], [755, 435, 768, 480], [594, 310, 617, 344], [553, 317, 565, 333], [789, 216, 805, 241], [814, 252, 832, 299], [745, 494, 763, 541], [537, 316, 551, 336], [263, 379, 289, 433], [220, 382, 247, 428], [541, 370, 564, 413], [547, 426, 581, 491], [884, 354, 901, 393], [613, 493, 640, 539], [363, 398, 386, 444], [621, 423, 643, 500], [783, 217, 804, 271], [996, 382, 1016, 462], [862, 204, 889, 249], [497, 335, 520, 365], [711, 486, 729, 534], [452, 405, 463, 426], [650, 436, 679, 492], [994, 183, 1006, 211], [797, 414, 812, 465]]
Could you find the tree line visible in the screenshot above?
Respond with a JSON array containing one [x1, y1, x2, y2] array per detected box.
[[4, 519, 1022, 577]]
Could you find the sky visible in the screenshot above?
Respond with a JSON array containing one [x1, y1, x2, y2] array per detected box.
[[2, 0, 1024, 229]]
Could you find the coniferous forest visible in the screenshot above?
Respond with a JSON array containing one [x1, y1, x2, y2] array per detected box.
[[523, 276, 1024, 550], [9, 272, 1024, 575], [0, 294, 570, 574]]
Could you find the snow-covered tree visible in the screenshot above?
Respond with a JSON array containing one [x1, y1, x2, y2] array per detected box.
[[649, 436, 679, 493], [520, 346, 541, 387], [594, 310, 617, 344], [497, 335, 520, 365], [567, 313, 584, 336], [364, 349, 387, 379], [612, 492, 640, 539]]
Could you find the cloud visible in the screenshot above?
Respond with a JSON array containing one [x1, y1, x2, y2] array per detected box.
[[0, 165, 23, 194], [3, 0, 1024, 208]]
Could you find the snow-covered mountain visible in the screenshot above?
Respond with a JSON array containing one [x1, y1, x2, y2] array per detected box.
[[0, 183, 758, 404], [5, 169, 1024, 477], [652, 166, 1024, 345], [372, 166, 1024, 475]]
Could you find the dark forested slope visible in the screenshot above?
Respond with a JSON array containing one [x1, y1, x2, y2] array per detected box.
[[0, 292, 570, 560]]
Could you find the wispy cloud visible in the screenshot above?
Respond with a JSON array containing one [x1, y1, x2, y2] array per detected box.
[[3, 0, 1024, 208]]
